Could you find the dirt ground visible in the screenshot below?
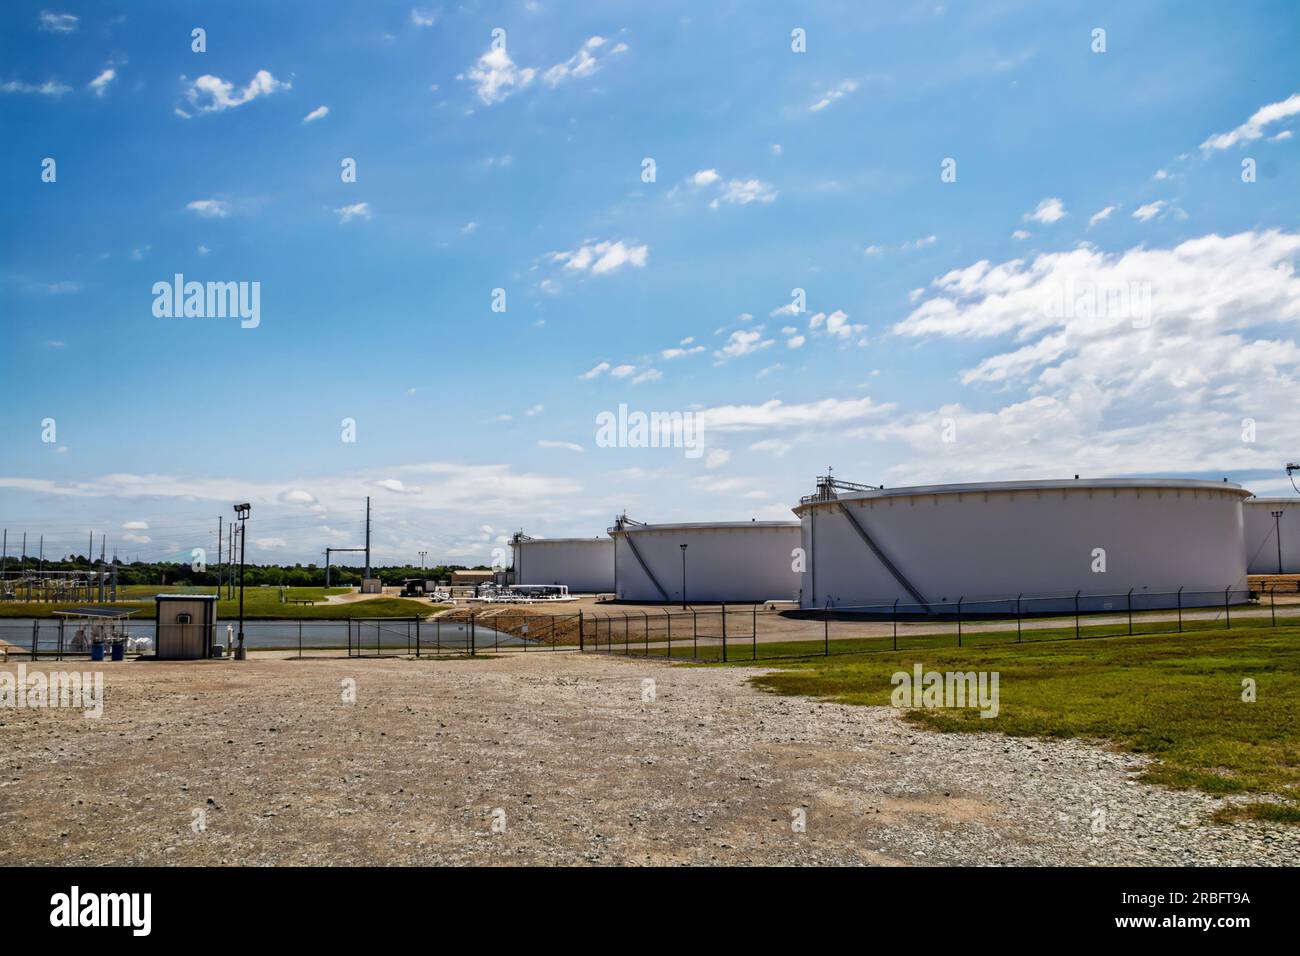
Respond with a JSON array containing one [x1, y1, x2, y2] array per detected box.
[[2, 652, 1297, 866]]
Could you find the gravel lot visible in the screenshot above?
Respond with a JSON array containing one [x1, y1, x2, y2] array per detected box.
[[2, 652, 1296, 866]]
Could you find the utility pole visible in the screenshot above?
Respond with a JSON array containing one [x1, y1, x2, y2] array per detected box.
[[38, 535, 43, 573], [21, 532, 27, 574], [234, 503, 251, 659], [365, 495, 371, 580], [1273, 510, 1285, 574], [217, 516, 223, 597]]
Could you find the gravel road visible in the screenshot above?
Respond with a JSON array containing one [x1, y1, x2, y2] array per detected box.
[[1, 652, 1295, 866]]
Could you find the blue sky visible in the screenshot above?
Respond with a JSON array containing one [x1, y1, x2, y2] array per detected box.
[[2, 0, 1298, 566]]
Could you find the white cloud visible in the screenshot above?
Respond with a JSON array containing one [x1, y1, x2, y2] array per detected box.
[[631, 368, 662, 384], [1088, 205, 1117, 228], [698, 396, 893, 431], [373, 478, 422, 494], [182, 70, 291, 114], [902, 234, 937, 250], [786, 334, 806, 349], [609, 364, 636, 378], [524, 404, 544, 416], [884, 231, 1300, 481], [864, 244, 884, 255], [303, 105, 329, 123], [1011, 229, 1031, 241], [689, 168, 721, 187], [121, 520, 149, 530], [462, 45, 535, 104], [410, 8, 436, 27], [1132, 200, 1167, 222], [661, 345, 704, 359], [278, 488, 316, 504], [335, 202, 371, 223], [196, 244, 210, 256], [809, 79, 858, 112], [1199, 92, 1300, 151], [704, 448, 731, 469], [710, 178, 778, 208], [39, 11, 78, 33], [714, 328, 774, 360], [542, 35, 627, 87], [537, 440, 584, 452], [579, 361, 610, 379], [2, 80, 72, 96], [186, 199, 231, 218], [770, 143, 783, 155], [1025, 197, 1066, 224], [255, 538, 288, 550], [88, 69, 116, 97], [548, 239, 648, 274]]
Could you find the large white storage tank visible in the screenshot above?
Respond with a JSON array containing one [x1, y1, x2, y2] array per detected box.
[[511, 533, 615, 593], [609, 516, 801, 603], [794, 477, 1250, 611], [1243, 498, 1300, 574]]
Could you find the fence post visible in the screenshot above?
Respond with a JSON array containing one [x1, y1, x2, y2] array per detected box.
[[298, 619, 303, 659], [752, 603, 757, 661], [721, 603, 728, 663], [1127, 588, 1133, 636], [823, 601, 830, 657], [1224, 586, 1231, 630], [1016, 594, 1022, 643], [436, 618, 442, 656], [692, 609, 697, 659], [32, 620, 38, 661], [1074, 591, 1080, 639], [956, 597, 963, 648], [1177, 586, 1183, 633], [1271, 586, 1276, 627], [665, 609, 672, 659], [892, 599, 898, 651], [470, 612, 476, 656], [624, 613, 630, 656], [643, 611, 650, 657], [416, 617, 421, 657]]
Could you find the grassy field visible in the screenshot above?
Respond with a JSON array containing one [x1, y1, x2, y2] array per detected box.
[[721, 626, 1300, 823], [0, 586, 436, 619]]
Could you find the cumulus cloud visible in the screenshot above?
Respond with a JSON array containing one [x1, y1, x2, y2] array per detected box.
[[884, 230, 1300, 480], [1199, 92, 1300, 151], [548, 239, 648, 274], [714, 328, 774, 360], [1024, 197, 1066, 224], [87, 68, 116, 97], [303, 105, 329, 123], [335, 202, 371, 223], [186, 199, 231, 218], [538, 440, 584, 452], [1132, 200, 1167, 222], [542, 35, 628, 87], [710, 178, 778, 208], [181, 69, 290, 115], [579, 361, 611, 379], [463, 35, 627, 105]]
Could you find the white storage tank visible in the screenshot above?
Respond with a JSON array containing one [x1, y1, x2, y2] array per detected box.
[[510, 532, 615, 594], [794, 476, 1251, 611], [1243, 498, 1300, 574], [609, 516, 801, 604]]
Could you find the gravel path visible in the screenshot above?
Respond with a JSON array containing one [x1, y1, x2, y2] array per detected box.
[[1, 653, 1295, 866]]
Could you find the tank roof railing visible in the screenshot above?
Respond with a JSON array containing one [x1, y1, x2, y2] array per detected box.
[[800, 474, 883, 505]]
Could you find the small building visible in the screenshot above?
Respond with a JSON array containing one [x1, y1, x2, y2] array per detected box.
[[155, 594, 218, 660], [451, 570, 495, 586]]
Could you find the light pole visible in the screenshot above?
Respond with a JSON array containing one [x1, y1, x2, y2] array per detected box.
[[1272, 511, 1285, 574], [419, 551, 427, 571], [233, 503, 250, 660], [679, 543, 688, 610]]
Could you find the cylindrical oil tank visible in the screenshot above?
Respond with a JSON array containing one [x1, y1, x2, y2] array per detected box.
[[609, 518, 802, 603], [511, 534, 615, 593], [794, 478, 1250, 611], [1243, 498, 1300, 574]]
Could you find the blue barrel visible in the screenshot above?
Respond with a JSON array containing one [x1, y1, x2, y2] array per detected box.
[[90, 644, 105, 662], [110, 642, 124, 662]]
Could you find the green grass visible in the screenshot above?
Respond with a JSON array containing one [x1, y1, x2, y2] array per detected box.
[[721, 627, 1300, 821], [0, 586, 435, 620]]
